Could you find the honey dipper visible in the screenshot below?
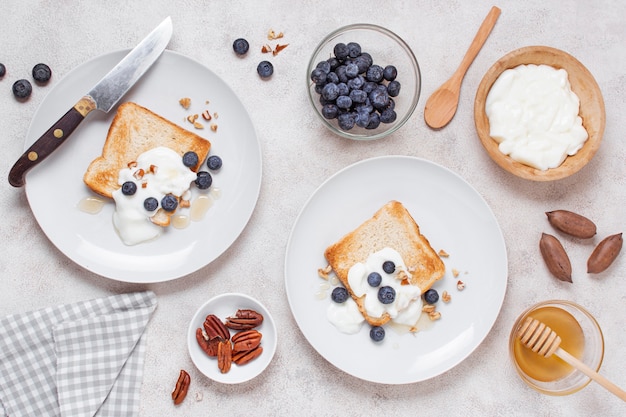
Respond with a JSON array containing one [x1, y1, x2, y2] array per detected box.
[[517, 317, 626, 401]]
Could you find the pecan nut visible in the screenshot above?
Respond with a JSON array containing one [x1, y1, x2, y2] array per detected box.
[[231, 329, 262, 353], [225, 309, 264, 330], [233, 345, 263, 366], [217, 339, 232, 374], [203, 314, 230, 341], [171, 369, 190, 405], [196, 328, 219, 357]]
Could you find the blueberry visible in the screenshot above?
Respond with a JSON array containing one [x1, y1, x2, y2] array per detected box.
[[337, 112, 355, 131], [354, 55, 370, 73], [257, 60, 273, 78], [327, 57, 340, 71], [310, 67, 327, 84], [321, 103, 338, 119], [370, 326, 385, 342], [379, 108, 397, 124], [207, 155, 222, 170], [143, 197, 158, 212], [337, 82, 349, 96], [12, 79, 32, 99], [32, 63, 51, 84], [326, 71, 339, 84], [383, 65, 397, 81], [387, 80, 401, 97], [336, 95, 352, 110], [334, 65, 348, 83], [369, 88, 389, 110], [161, 194, 178, 212], [316, 60, 331, 74], [321, 83, 339, 101], [367, 272, 382, 287], [331, 287, 349, 303], [354, 110, 370, 128], [423, 289, 439, 304], [0, 63, 6, 78], [121, 181, 137, 196], [349, 89, 367, 104], [195, 171, 212, 189], [366, 65, 384, 82], [382, 261, 395, 274], [347, 75, 364, 90], [365, 113, 381, 130], [378, 286, 396, 304], [182, 151, 199, 168], [346, 42, 362, 58], [233, 38, 249, 55], [345, 63, 359, 78], [333, 43, 350, 61]]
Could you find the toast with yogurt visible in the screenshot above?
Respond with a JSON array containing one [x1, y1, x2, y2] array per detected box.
[[324, 200, 445, 326], [83, 102, 211, 198]]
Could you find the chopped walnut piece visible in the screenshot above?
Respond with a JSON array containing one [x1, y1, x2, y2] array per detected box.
[[457, 280, 465, 291], [272, 43, 289, 56], [193, 122, 204, 129], [428, 311, 441, 321], [187, 114, 199, 124], [438, 249, 449, 258], [422, 304, 436, 313], [442, 291, 451, 303], [452, 268, 460, 278], [201, 110, 212, 121], [268, 29, 284, 40], [210, 123, 218, 132], [179, 97, 191, 109], [317, 265, 332, 280], [261, 44, 272, 53]]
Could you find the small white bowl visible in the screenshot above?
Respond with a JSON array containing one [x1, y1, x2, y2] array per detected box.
[[187, 293, 277, 384]]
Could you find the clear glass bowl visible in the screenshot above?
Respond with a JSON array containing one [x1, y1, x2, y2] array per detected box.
[[307, 23, 421, 140], [509, 300, 604, 396]]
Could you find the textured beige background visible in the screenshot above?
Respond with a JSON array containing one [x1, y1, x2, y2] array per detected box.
[[1, 0, 625, 416]]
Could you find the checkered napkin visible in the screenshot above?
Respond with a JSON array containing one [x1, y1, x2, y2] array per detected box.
[[0, 291, 157, 417]]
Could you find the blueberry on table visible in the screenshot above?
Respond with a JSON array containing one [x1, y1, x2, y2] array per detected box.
[[382, 261, 395, 274], [12, 79, 32, 99], [195, 171, 212, 189], [378, 286, 396, 304], [370, 326, 385, 342], [233, 38, 249, 55], [423, 289, 439, 304], [161, 194, 178, 212], [331, 287, 349, 303], [367, 272, 382, 287], [143, 197, 158, 212], [0, 63, 6, 78], [207, 155, 222, 170], [257, 60, 274, 79], [32, 63, 52, 84], [121, 181, 137, 196], [182, 151, 199, 168]]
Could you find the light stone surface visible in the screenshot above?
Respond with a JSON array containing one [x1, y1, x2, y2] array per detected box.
[[1, 1, 625, 416]]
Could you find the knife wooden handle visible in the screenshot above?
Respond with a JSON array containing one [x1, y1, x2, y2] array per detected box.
[[8, 96, 97, 187]]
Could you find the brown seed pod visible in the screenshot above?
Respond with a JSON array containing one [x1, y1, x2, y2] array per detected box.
[[587, 233, 623, 273], [539, 233, 572, 282], [546, 210, 596, 239]]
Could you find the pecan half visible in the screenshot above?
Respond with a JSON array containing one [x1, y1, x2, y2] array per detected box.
[[232, 329, 262, 353], [171, 369, 190, 405], [217, 339, 232, 374], [232, 345, 263, 366], [196, 328, 219, 357], [225, 309, 264, 330], [203, 314, 230, 340]]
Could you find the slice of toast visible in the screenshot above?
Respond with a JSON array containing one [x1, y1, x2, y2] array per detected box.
[[324, 200, 445, 326], [83, 102, 211, 198]]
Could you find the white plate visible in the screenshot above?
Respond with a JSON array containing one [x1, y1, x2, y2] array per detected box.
[[23, 50, 261, 282], [187, 293, 277, 384], [284, 156, 507, 384]]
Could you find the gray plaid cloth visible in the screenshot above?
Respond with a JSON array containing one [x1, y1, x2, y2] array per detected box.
[[0, 291, 157, 417]]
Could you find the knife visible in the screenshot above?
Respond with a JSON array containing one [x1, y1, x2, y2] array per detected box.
[[8, 16, 173, 188]]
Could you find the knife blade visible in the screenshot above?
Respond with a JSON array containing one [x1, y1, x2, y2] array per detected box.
[[8, 16, 173, 188]]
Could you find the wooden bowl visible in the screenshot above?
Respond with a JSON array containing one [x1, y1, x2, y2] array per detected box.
[[474, 46, 605, 181]]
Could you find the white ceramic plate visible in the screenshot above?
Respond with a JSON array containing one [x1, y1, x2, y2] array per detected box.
[[187, 293, 277, 384], [284, 156, 507, 384], [23, 50, 261, 282]]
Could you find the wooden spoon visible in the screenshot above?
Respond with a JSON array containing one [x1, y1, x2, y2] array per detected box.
[[517, 317, 626, 401], [424, 6, 501, 129]]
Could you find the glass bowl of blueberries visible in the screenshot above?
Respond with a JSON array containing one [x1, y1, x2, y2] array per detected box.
[[307, 23, 421, 140]]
